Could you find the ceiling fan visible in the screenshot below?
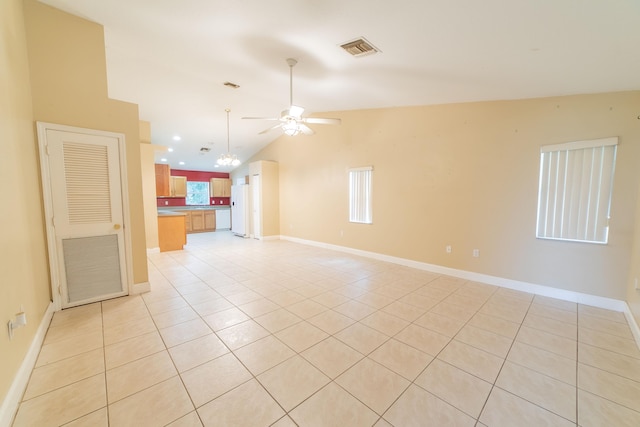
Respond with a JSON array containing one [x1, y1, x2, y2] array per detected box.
[[242, 58, 341, 136]]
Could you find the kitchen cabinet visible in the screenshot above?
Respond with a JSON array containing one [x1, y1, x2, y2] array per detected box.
[[184, 210, 192, 232], [155, 164, 170, 197], [155, 164, 187, 198], [181, 209, 217, 233], [210, 178, 231, 197], [170, 176, 187, 197], [190, 211, 205, 232], [204, 210, 216, 230], [158, 213, 186, 252]]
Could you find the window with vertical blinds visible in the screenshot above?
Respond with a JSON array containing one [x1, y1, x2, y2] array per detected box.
[[536, 137, 618, 244], [349, 166, 373, 224]]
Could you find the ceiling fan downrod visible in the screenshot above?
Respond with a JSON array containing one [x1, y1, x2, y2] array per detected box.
[[287, 58, 297, 108]]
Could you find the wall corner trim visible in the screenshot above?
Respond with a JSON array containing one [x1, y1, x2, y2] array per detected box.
[[280, 234, 631, 314], [260, 235, 281, 242], [0, 302, 55, 427], [624, 304, 640, 351], [132, 281, 150, 294]]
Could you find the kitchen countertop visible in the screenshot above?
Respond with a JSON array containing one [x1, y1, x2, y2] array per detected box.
[[158, 205, 231, 212], [157, 210, 188, 217]]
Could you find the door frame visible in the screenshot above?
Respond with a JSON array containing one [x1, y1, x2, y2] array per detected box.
[[37, 122, 134, 311], [252, 174, 261, 239]]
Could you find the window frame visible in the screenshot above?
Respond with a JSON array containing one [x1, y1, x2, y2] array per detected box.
[[185, 181, 210, 206], [535, 137, 618, 244]]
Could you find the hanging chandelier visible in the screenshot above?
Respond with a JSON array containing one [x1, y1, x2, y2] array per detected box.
[[217, 108, 241, 167]]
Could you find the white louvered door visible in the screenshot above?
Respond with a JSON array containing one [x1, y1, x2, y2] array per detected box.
[[45, 128, 128, 308]]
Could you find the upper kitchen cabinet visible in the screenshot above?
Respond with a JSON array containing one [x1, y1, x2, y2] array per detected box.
[[210, 178, 231, 197], [155, 164, 170, 197], [170, 176, 187, 197]]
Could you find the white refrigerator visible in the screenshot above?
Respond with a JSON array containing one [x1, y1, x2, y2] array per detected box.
[[231, 184, 250, 237]]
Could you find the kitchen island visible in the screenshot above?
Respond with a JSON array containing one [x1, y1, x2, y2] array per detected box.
[[157, 211, 187, 252]]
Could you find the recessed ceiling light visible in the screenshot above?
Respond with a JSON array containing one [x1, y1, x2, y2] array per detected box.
[[168, 148, 174, 152], [173, 135, 181, 141], [179, 161, 185, 165], [160, 158, 167, 162]]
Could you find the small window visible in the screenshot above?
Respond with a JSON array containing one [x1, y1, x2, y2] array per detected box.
[[186, 181, 210, 206], [349, 166, 373, 224], [536, 137, 618, 244]]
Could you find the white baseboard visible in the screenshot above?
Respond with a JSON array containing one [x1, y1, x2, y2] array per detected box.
[[146, 247, 160, 255], [624, 304, 640, 351], [0, 302, 54, 427], [132, 281, 150, 294], [280, 235, 628, 313]]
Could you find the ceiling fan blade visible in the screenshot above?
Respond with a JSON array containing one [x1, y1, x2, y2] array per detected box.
[[299, 124, 315, 135], [258, 124, 283, 135], [302, 117, 342, 125], [242, 117, 280, 121]]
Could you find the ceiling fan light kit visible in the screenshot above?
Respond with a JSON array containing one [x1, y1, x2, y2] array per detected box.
[[283, 119, 301, 136], [242, 58, 341, 136], [217, 108, 241, 167]]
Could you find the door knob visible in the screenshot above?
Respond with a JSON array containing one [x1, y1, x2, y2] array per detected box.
[[114, 224, 121, 230]]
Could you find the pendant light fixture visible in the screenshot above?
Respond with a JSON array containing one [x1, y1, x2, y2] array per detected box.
[[217, 108, 241, 167]]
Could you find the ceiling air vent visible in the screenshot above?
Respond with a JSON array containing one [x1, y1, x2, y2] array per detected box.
[[223, 81, 240, 89], [340, 37, 380, 57], [199, 147, 211, 153]]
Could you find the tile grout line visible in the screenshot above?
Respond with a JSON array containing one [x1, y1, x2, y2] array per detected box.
[[51, 236, 634, 425], [576, 304, 580, 426], [100, 301, 110, 427], [139, 272, 206, 426]]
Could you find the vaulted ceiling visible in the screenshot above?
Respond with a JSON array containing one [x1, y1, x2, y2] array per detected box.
[[41, 0, 640, 171]]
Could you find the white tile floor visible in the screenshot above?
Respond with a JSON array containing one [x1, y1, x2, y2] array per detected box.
[[12, 232, 640, 426]]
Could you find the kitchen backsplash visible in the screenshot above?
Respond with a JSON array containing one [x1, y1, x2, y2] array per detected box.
[[157, 197, 230, 207]]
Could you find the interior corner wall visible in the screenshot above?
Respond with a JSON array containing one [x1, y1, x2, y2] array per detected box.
[[0, 0, 51, 407], [627, 172, 640, 325], [23, 0, 148, 285], [141, 143, 160, 250], [236, 91, 640, 301]]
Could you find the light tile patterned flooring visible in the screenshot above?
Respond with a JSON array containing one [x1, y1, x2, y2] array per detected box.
[[13, 232, 640, 426]]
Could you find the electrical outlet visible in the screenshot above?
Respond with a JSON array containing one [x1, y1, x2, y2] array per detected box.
[[473, 249, 480, 257], [446, 245, 452, 254]]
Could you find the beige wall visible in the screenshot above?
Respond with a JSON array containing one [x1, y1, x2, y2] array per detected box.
[[140, 145, 159, 250], [627, 175, 640, 324], [0, 0, 150, 405], [234, 91, 640, 302], [140, 121, 160, 250], [23, 0, 148, 285], [0, 0, 52, 404]]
